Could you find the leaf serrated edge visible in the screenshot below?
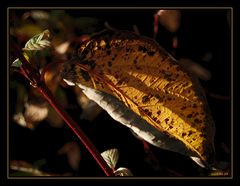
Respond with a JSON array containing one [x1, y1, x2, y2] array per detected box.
[[75, 63, 206, 162], [101, 148, 119, 170]]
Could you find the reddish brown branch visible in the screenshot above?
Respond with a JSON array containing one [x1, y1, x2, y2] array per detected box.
[[38, 83, 114, 176], [16, 51, 114, 176]]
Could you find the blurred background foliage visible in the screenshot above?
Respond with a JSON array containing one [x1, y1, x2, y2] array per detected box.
[[9, 9, 231, 177]]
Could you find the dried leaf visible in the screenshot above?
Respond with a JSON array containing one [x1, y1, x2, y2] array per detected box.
[[10, 160, 50, 176], [62, 30, 216, 168], [74, 84, 194, 160], [114, 167, 133, 176], [10, 160, 70, 176], [13, 113, 27, 128], [101, 148, 119, 170], [24, 102, 48, 123], [55, 41, 70, 54], [157, 10, 181, 33], [58, 142, 81, 171]]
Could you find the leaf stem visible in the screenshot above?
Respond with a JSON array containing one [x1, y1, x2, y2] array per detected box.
[[38, 83, 114, 176], [16, 51, 114, 176]]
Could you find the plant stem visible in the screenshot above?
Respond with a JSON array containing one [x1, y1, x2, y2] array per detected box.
[[17, 53, 114, 176], [38, 83, 114, 176]]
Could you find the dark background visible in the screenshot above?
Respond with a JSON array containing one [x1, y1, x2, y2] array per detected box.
[[8, 8, 231, 177]]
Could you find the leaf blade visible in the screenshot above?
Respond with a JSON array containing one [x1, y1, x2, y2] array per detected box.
[[101, 148, 119, 170], [114, 167, 133, 176], [62, 30, 216, 166]]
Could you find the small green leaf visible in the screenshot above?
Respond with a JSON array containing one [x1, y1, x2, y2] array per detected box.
[[23, 29, 51, 52], [11, 58, 22, 67], [101, 148, 119, 170]]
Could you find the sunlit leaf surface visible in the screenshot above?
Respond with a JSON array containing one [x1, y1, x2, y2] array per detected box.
[[114, 167, 133, 176], [62, 30, 216, 167], [101, 148, 119, 170]]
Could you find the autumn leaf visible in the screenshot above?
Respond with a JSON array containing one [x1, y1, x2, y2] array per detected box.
[[58, 142, 81, 171], [24, 102, 49, 123], [114, 167, 133, 176], [61, 30, 216, 168], [156, 10, 181, 33], [10, 160, 71, 176], [73, 82, 198, 165]]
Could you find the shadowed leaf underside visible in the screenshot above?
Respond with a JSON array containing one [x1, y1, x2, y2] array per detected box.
[[62, 30, 216, 166]]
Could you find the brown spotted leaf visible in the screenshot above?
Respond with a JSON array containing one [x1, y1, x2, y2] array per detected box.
[[62, 30, 216, 167]]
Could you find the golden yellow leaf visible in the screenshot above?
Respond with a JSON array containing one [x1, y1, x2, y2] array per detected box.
[[62, 30, 216, 167]]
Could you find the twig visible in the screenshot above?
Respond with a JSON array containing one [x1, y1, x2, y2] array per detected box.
[[15, 50, 114, 176]]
